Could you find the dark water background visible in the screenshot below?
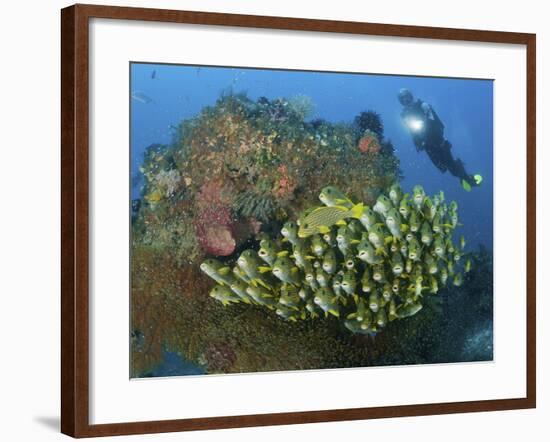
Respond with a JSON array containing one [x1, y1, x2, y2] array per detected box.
[[131, 63, 493, 251]]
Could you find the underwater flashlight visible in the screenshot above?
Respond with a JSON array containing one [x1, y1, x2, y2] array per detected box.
[[406, 117, 424, 132]]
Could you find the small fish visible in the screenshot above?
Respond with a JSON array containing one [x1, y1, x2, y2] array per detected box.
[[361, 267, 374, 293], [385, 208, 403, 238], [453, 272, 464, 287], [423, 197, 437, 221], [315, 269, 331, 288], [272, 256, 302, 285], [357, 240, 382, 265], [275, 305, 297, 321], [440, 267, 449, 285], [367, 224, 389, 250], [429, 276, 439, 294], [246, 285, 276, 308], [278, 284, 302, 308], [303, 265, 319, 290], [313, 287, 340, 317], [151, 70, 156, 79], [332, 274, 343, 297], [465, 258, 472, 273], [298, 203, 364, 238], [388, 183, 403, 206], [372, 264, 387, 283], [382, 283, 392, 302], [237, 250, 271, 287], [281, 221, 300, 245], [319, 186, 354, 209], [311, 234, 328, 257], [359, 206, 378, 230], [391, 252, 404, 275], [420, 221, 433, 246], [424, 254, 438, 274], [376, 308, 388, 327], [341, 270, 357, 295], [200, 259, 234, 286], [409, 210, 421, 233], [400, 242, 408, 258], [343, 254, 356, 270], [460, 235, 466, 250], [322, 249, 337, 274], [291, 242, 312, 268], [131, 91, 154, 104], [373, 195, 392, 217], [412, 185, 426, 210], [210, 285, 241, 306], [397, 302, 423, 318], [433, 236, 446, 259], [408, 237, 422, 261], [258, 238, 279, 266], [399, 195, 412, 219], [298, 286, 312, 301], [388, 299, 398, 321], [229, 280, 253, 304], [369, 292, 381, 313]]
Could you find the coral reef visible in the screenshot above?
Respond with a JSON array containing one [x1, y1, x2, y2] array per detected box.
[[201, 184, 471, 335], [130, 92, 416, 375]]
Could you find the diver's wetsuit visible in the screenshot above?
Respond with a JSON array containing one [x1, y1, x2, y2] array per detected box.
[[401, 99, 476, 187]]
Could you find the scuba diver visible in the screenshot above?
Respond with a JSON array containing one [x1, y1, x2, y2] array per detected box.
[[397, 88, 483, 191]]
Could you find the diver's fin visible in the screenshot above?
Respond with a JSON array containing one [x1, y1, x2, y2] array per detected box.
[[461, 179, 472, 192]]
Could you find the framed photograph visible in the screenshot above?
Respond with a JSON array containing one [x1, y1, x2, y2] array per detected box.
[[61, 4, 536, 438]]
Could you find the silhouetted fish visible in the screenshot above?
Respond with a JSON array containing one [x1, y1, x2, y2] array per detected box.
[[151, 70, 156, 79], [131, 91, 154, 104]]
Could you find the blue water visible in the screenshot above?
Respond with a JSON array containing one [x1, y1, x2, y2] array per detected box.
[[131, 63, 493, 251]]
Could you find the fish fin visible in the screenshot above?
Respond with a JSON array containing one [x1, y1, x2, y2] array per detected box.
[[375, 247, 387, 256], [350, 203, 364, 219], [258, 266, 271, 273], [351, 239, 360, 244], [401, 224, 409, 232], [305, 255, 316, 260], [474, 174, 483, 185], [281, 237, 288, 243], [217, 266, 231, 275], [277, 250, 289, 257], [319, 226, 331, 234], [290, 267, 299, 274], [335, 219, 347, 226], [255, 279, 271, 290], [329, 309, 340, 318]]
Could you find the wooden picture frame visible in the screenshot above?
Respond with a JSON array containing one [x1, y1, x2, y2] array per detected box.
[[61, 3, 536, 437]]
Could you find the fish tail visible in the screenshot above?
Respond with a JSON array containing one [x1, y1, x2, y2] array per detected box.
[[350, 203, 364, 219]]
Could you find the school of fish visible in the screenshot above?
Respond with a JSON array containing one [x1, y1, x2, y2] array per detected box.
[[200, 184, 471, 334]]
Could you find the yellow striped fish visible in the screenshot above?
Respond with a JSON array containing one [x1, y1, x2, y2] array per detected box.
[[298, 203, 364, 238]]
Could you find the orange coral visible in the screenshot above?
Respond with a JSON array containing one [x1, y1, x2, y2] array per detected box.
[[358, 130, 381, 154]]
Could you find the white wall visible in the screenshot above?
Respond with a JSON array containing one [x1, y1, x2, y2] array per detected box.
[[0, 0, 546, 440]]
